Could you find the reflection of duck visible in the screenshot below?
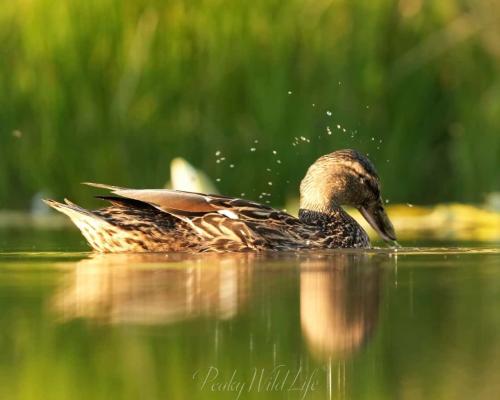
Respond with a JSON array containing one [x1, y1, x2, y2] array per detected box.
[[44, 149, 396, 252], [52, 253, 252, 324], [300, 254, 381, 360], [51, 253, 383, 363]]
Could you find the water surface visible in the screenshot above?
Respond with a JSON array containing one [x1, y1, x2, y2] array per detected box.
[[0, 230, 499, 399]]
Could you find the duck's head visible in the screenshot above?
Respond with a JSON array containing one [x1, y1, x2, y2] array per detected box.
[[300, 149, 397, 244]]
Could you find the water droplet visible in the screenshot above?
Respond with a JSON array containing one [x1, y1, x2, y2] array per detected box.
[[266, 168, 271, 172], [326, 126, 332, 135], [216, 159, 221, 164], [336, 124, 341, 129], [268, 182, 273, 186], [250, 147, 256, 152], [371, 137, 375, 141], [287, 90, 292, 95], [229, 164, 234, 168], [254, 139, 259, 144], [240, 193, 246, 197], [312, 103, 316, 107], [385, 199, 389, 204], [272, 150, 277, 155], [326, 110, 332, 116], [216, 178, 221, 182], [276, 160, 282, 164], [215, 150, 221, 156], [407, 203, 414, 208]]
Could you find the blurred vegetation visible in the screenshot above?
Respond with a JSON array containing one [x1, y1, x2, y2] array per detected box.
[[0, 0, 499, 209]]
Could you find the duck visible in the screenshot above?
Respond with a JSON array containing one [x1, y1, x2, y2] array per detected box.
[[44, 149, 397, 252]]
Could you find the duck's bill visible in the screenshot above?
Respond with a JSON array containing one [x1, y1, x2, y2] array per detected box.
[[359, 204, 397, 245]]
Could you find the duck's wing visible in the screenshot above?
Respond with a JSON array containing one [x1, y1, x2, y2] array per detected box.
[[85, 182, 245, 214], [85, 182, 308, 250]]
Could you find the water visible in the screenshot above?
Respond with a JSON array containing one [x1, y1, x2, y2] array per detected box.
[[1, 230, 500, 399]]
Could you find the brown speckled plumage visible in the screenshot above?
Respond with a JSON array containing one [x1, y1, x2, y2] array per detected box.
[[45, 149, 396, 252]]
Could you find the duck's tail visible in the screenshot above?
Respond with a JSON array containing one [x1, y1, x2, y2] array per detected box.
[[43, 198, 97, 220], [43, 199, 117, 252]]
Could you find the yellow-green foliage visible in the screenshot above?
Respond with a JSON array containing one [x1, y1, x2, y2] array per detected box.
[[1, 0, 499, 208]]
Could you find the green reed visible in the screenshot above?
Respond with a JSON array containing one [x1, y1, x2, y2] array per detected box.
[[0, 0, 499, 209]]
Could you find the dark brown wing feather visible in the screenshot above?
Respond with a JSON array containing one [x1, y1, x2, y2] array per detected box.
[[85, 182, 219, 214], [85, 182, 272, 216]]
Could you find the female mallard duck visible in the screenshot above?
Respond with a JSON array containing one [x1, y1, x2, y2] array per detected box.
[[44, 149, 396, 252]]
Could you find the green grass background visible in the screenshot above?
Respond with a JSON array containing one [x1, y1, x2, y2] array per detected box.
[[1, 0, 499, 209]]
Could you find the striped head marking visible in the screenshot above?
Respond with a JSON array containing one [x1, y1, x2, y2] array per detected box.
[[300, 149, 380, 211]]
